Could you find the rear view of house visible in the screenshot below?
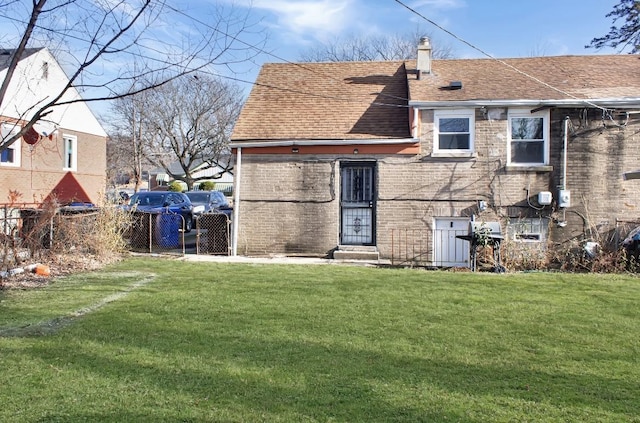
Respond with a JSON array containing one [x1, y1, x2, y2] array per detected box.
[[0, 48, 107, 206], [231, 43, 640, 267]]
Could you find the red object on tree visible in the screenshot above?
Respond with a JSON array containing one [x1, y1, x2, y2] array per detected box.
[[23, 126, 40, 145]]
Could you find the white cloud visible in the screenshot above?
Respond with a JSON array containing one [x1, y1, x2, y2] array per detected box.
[[252, 0, 354, 41]]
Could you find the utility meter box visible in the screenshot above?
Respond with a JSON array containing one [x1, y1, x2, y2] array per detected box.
[[558, 189, 571, 208], [538, 191, 552, 206]]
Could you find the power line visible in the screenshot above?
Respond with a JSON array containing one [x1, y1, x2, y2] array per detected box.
[[0, 1, 626, 118], [393, 0, 609, 112]]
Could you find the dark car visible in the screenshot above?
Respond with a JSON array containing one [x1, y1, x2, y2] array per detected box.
[[185, 191, 233, 217], [125, 191, 194, 232]]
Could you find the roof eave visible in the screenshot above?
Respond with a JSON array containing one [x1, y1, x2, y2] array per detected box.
[[230, 137, 419, 149], [408, 98, 640, 108]]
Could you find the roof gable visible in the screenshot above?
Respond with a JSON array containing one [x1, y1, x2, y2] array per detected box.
[[0, 48, 107, 137]]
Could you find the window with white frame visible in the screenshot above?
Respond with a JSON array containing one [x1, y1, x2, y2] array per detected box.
[[508, 109, 549, 165], [433, 109, 475, 153], [507, 218, 549, 243], [63, 135, 77, 171], [0, 123, 22, 167]]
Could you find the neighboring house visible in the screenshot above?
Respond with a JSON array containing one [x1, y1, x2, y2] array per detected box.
[[0, 48, 107, 206], [230, 40, 640, 266], [151, 159, 233, 194]]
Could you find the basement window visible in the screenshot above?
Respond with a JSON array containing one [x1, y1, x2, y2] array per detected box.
[[507, 218, 549, 243]]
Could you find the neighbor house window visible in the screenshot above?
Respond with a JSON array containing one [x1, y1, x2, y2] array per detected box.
[[507, 218, 549, 243], [63, 135, 77, 171], [0, 123, 21, 167], [433, 109, 475, 153], [508, 109, 549, 165]]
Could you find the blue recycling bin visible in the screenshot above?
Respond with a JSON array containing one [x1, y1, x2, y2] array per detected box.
[[155, 213, 180, 248]]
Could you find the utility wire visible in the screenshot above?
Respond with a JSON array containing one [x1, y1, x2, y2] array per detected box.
[[0, 7, 409, 110], [393, 0, 610, 112], [0, 2, 628, 118]]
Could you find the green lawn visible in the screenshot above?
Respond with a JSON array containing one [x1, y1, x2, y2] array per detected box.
[[1, 258, 639, 422]]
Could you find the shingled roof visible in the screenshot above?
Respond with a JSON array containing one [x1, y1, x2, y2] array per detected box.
[[408, 55, 640, 104], [231, 61, 412, 142], [232, 54, 640, 143]]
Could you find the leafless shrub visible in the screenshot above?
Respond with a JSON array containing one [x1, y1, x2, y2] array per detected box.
[[500, 238, 549, 271], [51, 206, 131, 259]]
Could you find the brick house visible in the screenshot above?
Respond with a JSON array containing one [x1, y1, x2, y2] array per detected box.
[[0, 48, 107, 206], [230, 41, 640, 266]]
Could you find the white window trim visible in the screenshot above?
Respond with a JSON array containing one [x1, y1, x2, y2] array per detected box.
[[63, 134, 77, 171], [433, 109, 475, 154], [507, 108, 550, 166], [0, 123, 22, 167]]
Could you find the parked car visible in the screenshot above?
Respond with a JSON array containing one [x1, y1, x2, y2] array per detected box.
[[124, 191, 194, 232], [185, 191, 233, 217]]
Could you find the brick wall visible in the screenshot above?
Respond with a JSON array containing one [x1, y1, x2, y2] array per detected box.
[[0, 128, 106, 205], [548, 109, 640, 247], [237, 155, 339, 256], [236, 107, 640, 260]]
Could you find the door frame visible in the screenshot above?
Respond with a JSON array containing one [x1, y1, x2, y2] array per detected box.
[[339, 161, 376, 246]]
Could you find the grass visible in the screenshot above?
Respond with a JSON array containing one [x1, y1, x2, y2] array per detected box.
[[1, 258, 640, 422]]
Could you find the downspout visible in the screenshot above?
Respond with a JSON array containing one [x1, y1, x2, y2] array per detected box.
[[562, 116, 569, 191], [232, 147, 242, 256], [559, 116, 569, 225], [412, 107, 419, 139]]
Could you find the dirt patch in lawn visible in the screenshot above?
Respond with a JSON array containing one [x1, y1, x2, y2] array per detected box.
[[0, 253, 125, 290]]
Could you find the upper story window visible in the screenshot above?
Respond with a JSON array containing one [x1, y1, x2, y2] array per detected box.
[[508, 109, 549, 166], [0, 123, 22, 167], [63, 134, 77, 171], [433, 109, 475, 153]]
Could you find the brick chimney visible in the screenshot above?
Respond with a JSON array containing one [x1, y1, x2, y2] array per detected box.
[[416, 37, 432, 79]]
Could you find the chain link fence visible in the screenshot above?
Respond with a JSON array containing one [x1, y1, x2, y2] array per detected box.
[[123, 211, 231, 256], [0, 205, 233, 273], [195, 213, 231, 255], [125, 212, 186, 254], [1, 204, 111, 272]]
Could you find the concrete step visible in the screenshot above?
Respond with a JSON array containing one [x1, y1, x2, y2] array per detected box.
[[333, 247, 379, 261]]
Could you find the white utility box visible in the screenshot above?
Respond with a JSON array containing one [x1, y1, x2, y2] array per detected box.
[[538, 191, 552, 206], [558, 189, 571, 208]]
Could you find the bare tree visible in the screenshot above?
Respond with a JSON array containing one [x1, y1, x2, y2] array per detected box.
[[126, 74, 243, 191], [0, 0, 264, 152], [108, 89, 152, 192], [298, 28, 455, 62], [587, 0, 640, 53]]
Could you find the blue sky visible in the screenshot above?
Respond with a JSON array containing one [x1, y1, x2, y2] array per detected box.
[[0, 0, 625, 120], [243, 0, 621, 59], [206, 0, 623, 91]]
